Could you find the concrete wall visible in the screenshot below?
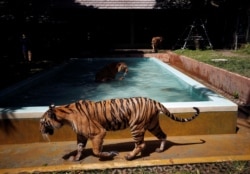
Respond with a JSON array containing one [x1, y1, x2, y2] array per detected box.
[[0, 111, 237, 144]]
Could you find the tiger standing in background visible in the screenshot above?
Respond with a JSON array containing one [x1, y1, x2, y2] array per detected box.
[[95, 62, 128, 82], [151, 36, 163, 53], [40, 97, 200, 161]]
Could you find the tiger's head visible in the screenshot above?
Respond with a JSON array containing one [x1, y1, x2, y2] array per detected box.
[[40, 104, 64, 140], [116, 62, 128, 75]]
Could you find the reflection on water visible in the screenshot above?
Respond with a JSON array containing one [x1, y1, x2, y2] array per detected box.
[[0, 58, 209, 107]]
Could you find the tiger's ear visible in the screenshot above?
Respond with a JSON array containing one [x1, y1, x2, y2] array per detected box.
[[49, 104, 55, 110], [48, 104, 56, 119], [116, 63, 122, 72]]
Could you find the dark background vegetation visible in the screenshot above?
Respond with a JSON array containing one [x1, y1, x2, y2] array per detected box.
[[0, 0, 250, 61], [0, 0, 249, 90]]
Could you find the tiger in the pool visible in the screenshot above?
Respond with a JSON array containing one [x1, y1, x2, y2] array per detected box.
[[40, 97, 200, 161], [95, 62, 128, 82]]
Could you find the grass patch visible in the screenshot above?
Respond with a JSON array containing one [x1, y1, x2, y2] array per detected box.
[[173, 45, 250, 78], [236, 43, 250, 55]]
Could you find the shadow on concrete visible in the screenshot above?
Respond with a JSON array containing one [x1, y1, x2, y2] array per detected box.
[[62, 139, 206, 161], [0, 109, 17, 135]]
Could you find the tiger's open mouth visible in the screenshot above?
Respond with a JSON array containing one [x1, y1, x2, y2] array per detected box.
[[40, 125, 54, 142], [44, 127, 54, 135], [40, 123, 54, 135]]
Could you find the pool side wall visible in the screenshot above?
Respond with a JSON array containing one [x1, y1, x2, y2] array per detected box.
[[0, 111, 237, 144], [147, 51, 250, 105]]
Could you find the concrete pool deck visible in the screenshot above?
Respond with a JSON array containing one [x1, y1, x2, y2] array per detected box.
[[0, 112, 250, 173]]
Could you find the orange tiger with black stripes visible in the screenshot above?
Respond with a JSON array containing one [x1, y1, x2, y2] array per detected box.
[[40, 97, 199, 161], [95, 62, 128, 82], [151, 36, 163, 53]]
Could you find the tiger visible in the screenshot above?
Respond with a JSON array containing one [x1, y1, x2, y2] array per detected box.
[[95, 62, 128, 82], [40, 97, 200, 161], [151, 36, 163, 53]]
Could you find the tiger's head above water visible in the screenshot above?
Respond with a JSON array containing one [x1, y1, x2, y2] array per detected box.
[[95, 62, 128, 82]]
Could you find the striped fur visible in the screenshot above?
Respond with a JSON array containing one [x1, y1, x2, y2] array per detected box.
[[95, 62, 128, 82], [40, 97, 199, 161], [151, 36, 163, 53]]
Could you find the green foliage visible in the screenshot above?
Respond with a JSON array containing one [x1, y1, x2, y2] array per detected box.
[[230, 161, 250, 174], [236, 43, 250, 55], [233, 91, 239, 99]]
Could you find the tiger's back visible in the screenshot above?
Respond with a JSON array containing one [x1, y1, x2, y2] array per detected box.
[[63, 97, 160, 132], [92, 97, 161, 130], [82, 97, 199, 131]]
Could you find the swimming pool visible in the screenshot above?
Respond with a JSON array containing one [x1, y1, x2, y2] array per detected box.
[[0, 58, 209, 106], [0, 57, 238, 143], [0, 57, 237, 112]]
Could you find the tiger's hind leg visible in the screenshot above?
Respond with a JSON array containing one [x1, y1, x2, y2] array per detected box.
[[148, 117, 167, 153]]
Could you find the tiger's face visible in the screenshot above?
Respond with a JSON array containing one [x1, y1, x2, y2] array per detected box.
[[40, 105, 63, 137], [116, 62, 128, 74], [116, 62, 128, 80]]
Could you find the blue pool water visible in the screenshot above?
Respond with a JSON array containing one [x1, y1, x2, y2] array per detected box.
[[0, 58, 210, 107]]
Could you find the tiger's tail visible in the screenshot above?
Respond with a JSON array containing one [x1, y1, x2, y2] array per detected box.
[[158, 103, 200, 122]]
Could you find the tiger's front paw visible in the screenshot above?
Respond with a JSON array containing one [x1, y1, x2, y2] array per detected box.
[[155, 147, 164, 153], [68, 152, 83, 161], [63, 149, 84, 161]]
